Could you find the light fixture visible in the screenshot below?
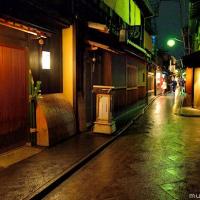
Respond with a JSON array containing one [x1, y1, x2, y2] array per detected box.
[[88, 22, 109, 33], [167, 38, 184, 47], [42, 51, 50, 69], [167, 39, 176, 47]]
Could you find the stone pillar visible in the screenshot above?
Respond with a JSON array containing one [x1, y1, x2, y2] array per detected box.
[[93, 85, 116, 134]]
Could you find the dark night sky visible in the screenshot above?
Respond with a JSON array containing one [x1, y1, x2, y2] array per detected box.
[[154, 0, 189, 59]]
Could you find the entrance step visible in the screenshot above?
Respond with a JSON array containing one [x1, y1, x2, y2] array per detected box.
[[0, 145, 44, 169]]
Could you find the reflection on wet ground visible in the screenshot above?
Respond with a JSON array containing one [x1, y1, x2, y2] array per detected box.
[[45, 95, 200, 200]]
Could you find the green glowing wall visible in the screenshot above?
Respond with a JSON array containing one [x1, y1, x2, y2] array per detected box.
[[103, 0, 141, 26]]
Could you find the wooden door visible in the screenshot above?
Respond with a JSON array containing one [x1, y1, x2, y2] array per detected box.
[[0, 45, 28, 152]]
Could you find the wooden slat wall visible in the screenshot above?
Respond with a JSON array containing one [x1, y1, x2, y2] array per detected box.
[[0, 24, 62, 95], [138, 86, 146, 99], [0, 45, 28, 149], [126, 89, 138, 106], [103, 52, 112, 86], [113, 88, 126, 114]]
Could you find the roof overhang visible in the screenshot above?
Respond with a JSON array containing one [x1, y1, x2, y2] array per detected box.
[[86, 27, 150, 62], [134, 0, 154, 17], [0, 0, 71, 31], [86, 40, 121, 54]]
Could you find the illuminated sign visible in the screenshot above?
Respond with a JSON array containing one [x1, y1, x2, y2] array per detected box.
[[103, 0, 141, 26], [42, 51, 50, 69]]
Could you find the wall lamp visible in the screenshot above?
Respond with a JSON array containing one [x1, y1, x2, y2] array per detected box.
[[42, 51, 50, 69]]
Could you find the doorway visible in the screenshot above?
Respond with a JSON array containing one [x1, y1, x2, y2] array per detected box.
[[0, 45, 28, 152]]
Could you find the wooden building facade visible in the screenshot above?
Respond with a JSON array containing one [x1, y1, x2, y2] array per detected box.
[[0, 0, 154, 151]]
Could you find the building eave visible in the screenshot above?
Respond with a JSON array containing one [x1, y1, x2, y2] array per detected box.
[[183, 51, 200, 68], [135, 0, 154, 17], [0, 0, 72, 31]]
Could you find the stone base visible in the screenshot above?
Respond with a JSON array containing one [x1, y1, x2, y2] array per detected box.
[[93, 120, 116, 134]]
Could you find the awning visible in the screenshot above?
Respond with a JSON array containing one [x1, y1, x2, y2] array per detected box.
[[86, 27, 124, 54], [182, 51, 200, 68], [87, 40, 121, 54], [86, 27, 148, 61]]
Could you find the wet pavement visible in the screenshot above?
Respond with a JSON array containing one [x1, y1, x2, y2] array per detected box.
[[44, 95, 200, 200], [0, 97, 148, 200], [0, 133, 112, 200]]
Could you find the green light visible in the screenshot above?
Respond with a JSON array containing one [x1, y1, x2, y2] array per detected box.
[[103, 0, 141, 25], [167, 39, 176, 47]]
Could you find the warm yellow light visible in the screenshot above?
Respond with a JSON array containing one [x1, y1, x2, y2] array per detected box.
[[42, 51, 50, 69], [88, 22, 108, 33]]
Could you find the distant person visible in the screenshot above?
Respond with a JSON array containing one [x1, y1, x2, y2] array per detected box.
[[172, 79, 177, 92], [175, 82, 181, 98], [179, 78, 185, 94], [169, 79, 173, 93], [173, 82, 181, 114], [161, 80, 167, 95]]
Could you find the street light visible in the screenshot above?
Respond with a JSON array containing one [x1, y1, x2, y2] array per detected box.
[[167, 38, 184, 47], [167, 39, 176, 47], [167, 37, 191, 55]]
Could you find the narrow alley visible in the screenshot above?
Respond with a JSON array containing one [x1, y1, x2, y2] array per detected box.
[[44, 95, 200, 200], [1, 1, 200, 200]]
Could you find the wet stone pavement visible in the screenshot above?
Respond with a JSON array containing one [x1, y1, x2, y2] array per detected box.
[[44, 95, 200, 200], [0, 133, 112, 200]]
